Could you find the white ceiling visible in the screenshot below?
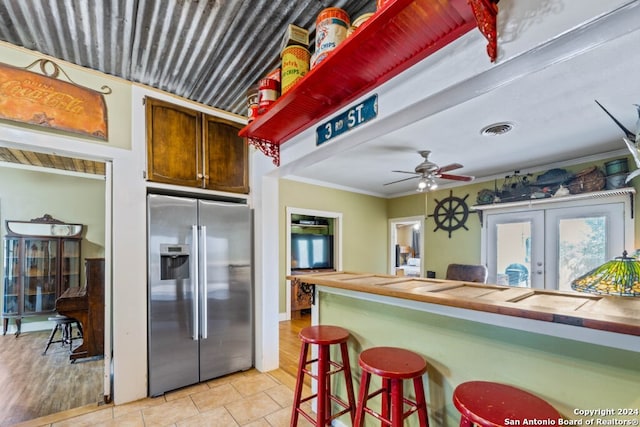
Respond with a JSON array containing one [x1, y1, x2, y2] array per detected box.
[[280, 0, 640, 198]]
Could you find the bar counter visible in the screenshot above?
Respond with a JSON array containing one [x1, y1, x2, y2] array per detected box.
[[289, 271, 640, 425]]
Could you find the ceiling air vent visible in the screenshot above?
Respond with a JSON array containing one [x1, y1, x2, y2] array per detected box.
[[481, 122, 514, 136]]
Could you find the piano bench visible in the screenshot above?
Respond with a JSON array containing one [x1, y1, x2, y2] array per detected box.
[[42, 315, 83, 356]]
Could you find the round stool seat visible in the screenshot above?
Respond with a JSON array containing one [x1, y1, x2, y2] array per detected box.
[[299, 325, 350, 345], [48, 315, 75, 324], [359, 346, 427, 379], [453, 381, 561, 426]]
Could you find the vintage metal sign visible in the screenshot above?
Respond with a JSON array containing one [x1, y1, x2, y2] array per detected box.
[[0, 59, 109, 140], [316, 94, 378, 146]]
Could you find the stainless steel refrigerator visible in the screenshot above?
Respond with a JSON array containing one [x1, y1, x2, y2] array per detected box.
[[147, 194, 253, 396]]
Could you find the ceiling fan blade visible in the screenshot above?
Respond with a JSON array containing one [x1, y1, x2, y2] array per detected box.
[[438, 173, 475, 182], [383, 175, 421, 186], [437, 163, 463, 173], [391, 170, 420, 175]]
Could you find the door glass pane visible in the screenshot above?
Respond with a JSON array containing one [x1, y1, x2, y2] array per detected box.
[[3, 239, 20, 315], [24, 239, 58, 313], [557, 216, 606, 292], [496, 222, 531, 287]]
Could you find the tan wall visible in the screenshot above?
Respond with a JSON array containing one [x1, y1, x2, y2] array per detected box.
[[279, 178, 388, 313]]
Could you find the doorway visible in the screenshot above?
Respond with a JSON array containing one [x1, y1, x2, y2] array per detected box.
[[0, 147, 108, 424], [284, 207, 342, 320], [389, 216, 424, 277]]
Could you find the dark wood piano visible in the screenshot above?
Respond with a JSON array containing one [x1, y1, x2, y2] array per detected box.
[[56, 258, 105, 361]]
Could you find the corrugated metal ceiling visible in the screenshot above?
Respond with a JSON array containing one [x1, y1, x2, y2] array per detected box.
[[0, 0, 375, 116]]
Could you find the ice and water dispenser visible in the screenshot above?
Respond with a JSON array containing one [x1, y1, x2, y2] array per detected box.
[[159, 244, 190, 280]]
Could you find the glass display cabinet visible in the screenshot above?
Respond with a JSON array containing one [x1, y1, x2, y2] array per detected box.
[[2, 214, 83, 336]]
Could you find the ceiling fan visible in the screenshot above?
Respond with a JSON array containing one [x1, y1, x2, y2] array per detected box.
[[384, 150, 475, 192]]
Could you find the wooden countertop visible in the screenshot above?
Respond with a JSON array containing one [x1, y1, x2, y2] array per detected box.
[[289, 272, 640, 337]]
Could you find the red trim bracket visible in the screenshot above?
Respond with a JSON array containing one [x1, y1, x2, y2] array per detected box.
[[468, 0, 499, 62], [248, 137, 280, 166]]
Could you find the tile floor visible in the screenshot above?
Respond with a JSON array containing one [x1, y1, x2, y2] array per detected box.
[[14, 369, 317, 427]]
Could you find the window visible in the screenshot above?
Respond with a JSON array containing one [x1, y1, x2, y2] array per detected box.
[[479, 189, 634, 290]]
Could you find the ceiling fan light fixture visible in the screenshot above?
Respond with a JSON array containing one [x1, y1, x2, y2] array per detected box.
[[481, 121, 514, 136], [417, 178, 428, 191]]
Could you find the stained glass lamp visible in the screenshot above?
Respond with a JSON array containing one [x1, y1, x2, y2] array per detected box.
[[571, 251, 640, 296]]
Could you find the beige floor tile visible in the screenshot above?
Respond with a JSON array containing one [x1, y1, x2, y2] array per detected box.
[[265, 370, 295, 388], [242, 419, 271, 427], [92, 410, 145, 427], [206, 370, 251, 388], [190, 383, 243, 412], [164, 383, 210, 401], [51, 407, 113, 427], [224, 392, 281, 425], [141, 397, 199, 426], [112, 396, 165, 418], [176, 406, 239, 427], [264, 384, 294, 407], [231, 373, 280, 397], [265, 406, 315, 427]]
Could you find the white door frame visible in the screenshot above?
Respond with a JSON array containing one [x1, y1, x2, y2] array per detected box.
[[284, 207, 342, 320], [388, 215, 424, 276]]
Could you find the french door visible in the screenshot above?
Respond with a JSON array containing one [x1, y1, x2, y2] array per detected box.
[[484, 200, 627, 290]]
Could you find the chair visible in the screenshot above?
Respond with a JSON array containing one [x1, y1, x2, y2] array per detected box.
[[505, 263, 529, 286], [354, 346, 429, 427], [291, 325, 356, 426], [446, 264, 488, 283], [42, 315, 83, 355], [453, 381, 561, 426]]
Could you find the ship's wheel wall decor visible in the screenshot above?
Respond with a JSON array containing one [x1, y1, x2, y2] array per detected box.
[[428, 190, 471, 238]]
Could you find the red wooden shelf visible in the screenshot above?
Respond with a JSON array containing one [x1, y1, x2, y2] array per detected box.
[[240, 0, 496, 165]]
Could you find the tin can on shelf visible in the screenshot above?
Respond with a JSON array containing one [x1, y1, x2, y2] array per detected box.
[[265, 67, 281, 83], [315, 7, 349, 59], [258, 78, 280, 114], [347, 12, 374, 37], [246, 85, 259, 122], [281, 45, 310, 94]]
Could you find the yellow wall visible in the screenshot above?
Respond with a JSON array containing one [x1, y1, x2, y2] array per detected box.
[[279, 178, 388, 312]]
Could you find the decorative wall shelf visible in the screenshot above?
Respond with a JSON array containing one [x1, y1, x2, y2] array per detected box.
[[239, 0, 498, 166], [472, 187, 636, 212]]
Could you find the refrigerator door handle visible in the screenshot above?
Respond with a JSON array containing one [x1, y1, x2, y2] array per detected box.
[[200, 225, 208, 340], [192, 225, 199, 341]]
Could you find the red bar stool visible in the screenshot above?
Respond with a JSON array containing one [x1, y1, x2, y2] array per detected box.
[[453, 381, 561, 427], [354, 346, 429, 427], [291, 325, 356, 426]]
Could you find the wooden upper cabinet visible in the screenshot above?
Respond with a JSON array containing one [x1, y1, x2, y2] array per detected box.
[[145, 97, 249, 193], [203, 115, 248, 193], [146, 98, 202, 188]]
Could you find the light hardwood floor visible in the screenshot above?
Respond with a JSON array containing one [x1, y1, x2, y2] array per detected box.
[[4, 314, 311, 427], [0, 329, 103, 427]]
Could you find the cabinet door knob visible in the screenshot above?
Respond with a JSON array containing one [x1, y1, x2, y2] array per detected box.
[[203, 175, 209, 179], [197, 173, 204, 179]]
